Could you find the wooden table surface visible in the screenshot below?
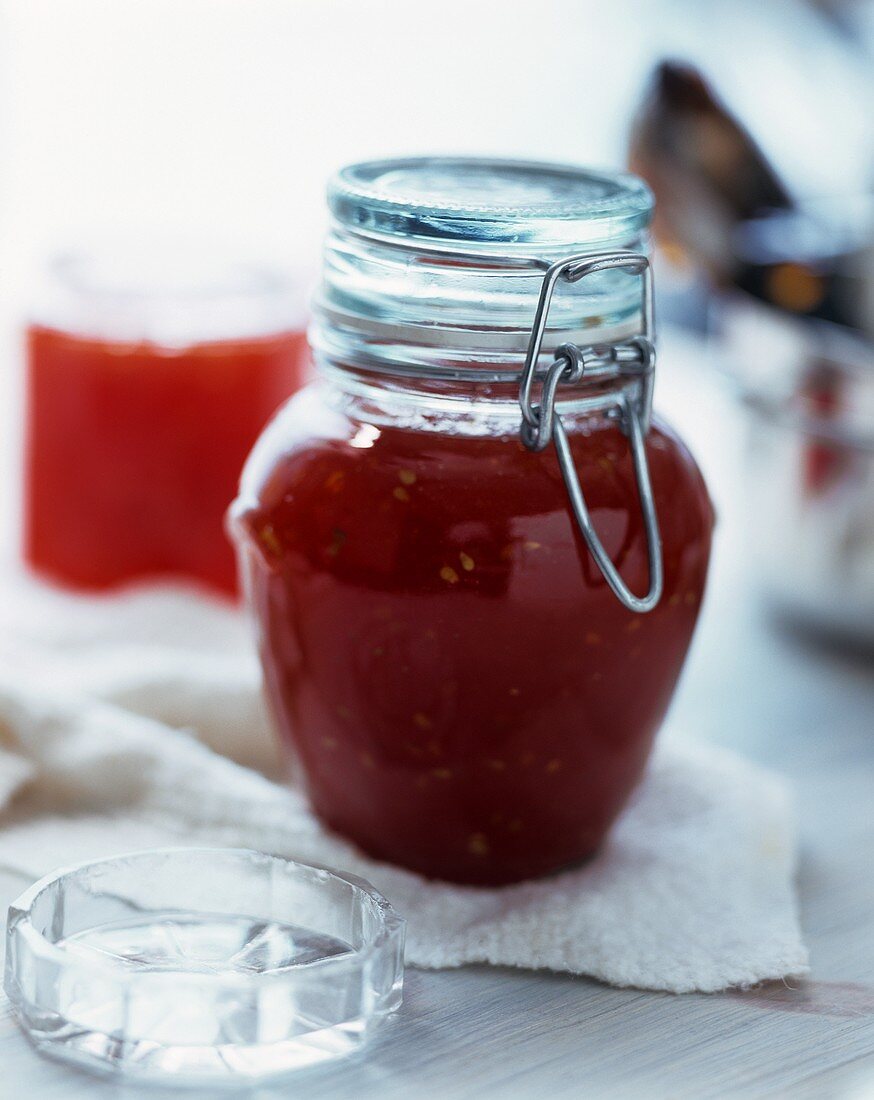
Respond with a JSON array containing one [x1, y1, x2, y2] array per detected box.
[[0, 333, 872, 1099]]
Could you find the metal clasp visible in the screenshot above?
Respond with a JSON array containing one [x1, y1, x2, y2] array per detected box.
[[518, 251, 663, 613]]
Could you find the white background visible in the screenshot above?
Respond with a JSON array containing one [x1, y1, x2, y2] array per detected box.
[[0, 0, 871, 550]]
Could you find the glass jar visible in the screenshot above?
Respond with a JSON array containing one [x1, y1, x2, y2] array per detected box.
[[232, 158, 714, 885], [719, 201, 874, 649], [24, 245, 308, 596]]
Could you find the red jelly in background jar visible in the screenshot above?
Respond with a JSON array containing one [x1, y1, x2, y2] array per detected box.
[[24, 249, 308, 597], [232, 159, 715, 884]]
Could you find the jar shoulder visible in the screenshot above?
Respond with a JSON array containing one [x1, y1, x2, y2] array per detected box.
[[237, 384, 348, 507], [233, 384, 713, 576], [239, 383, 709, 511]]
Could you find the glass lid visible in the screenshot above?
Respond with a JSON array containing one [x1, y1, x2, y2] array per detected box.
[[4, 848, 405, 1084], [328, 157, 653, 252]]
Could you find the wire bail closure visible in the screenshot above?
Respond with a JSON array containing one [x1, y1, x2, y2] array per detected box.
[[518, 251, 663, 613]]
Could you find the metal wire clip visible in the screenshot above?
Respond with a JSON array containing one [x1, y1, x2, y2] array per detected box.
[[518, 251, 663, 613]]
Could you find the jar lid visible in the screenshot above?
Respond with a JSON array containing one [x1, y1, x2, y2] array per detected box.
[[4, 848, 405, 1084], [316, 158, 653, 379], [329, 157, 653, 253]]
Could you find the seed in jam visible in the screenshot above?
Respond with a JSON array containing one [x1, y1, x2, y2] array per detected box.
[[259, 524, 282, 556], [326, 528, 347, 557], [468, 833, 490, 857]]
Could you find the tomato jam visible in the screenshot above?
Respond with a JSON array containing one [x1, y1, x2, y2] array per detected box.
[[25, 283, 305, 596], [233, 158, 714, 883], [235, 390, 712, 884]]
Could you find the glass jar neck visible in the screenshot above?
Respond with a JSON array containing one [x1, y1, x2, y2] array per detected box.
[[310, 221, 650, 384], [317, 359, 621, 438]]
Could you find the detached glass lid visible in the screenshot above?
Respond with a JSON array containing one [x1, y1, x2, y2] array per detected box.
[[4, 849, 405, 1085]]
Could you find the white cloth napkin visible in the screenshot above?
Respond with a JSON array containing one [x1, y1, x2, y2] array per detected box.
[[0, 577, 808, 993]]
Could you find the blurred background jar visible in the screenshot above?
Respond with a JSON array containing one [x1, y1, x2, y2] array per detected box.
[[23, 244, 308, 597], [629, 54, 874, 650], [718, 202, 874, 647]]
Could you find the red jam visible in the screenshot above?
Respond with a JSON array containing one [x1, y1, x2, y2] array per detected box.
[[234, 388, 714, 884], [25, 325, 306, 596]]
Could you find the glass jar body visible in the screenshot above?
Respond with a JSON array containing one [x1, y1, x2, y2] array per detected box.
[[233, 374, 713, 885]]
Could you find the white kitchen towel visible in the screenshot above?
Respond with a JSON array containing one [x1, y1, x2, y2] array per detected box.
[[0, 576, 808, 993]]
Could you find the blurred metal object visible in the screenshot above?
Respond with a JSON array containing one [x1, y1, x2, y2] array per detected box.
[[629, 37, 874, 291], [720, 291, 874, 648], [629, 61, 793, 286], [731, 198, 874, 343]]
